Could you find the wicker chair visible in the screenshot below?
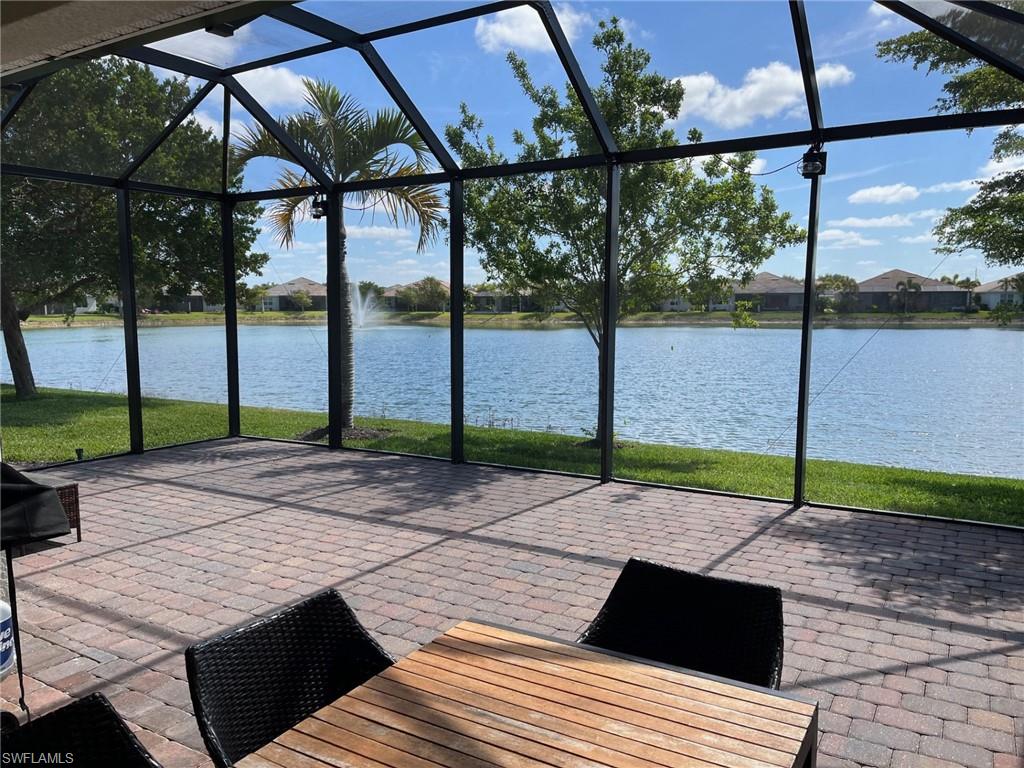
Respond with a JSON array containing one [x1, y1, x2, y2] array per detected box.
[[578, 558, 784, 689], [0, 693, 161, 767], [186, 589, 394, 767]]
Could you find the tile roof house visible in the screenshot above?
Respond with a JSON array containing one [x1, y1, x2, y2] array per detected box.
[[856, 269, 968, 312], [974, 273, 1022, 309], [264, 277, 327, 311], [733, 272, 805, 311]]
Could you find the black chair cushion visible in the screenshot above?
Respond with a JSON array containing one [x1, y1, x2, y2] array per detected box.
[[186, 589, 393, 767], [1, 693, 160, 767], [579, 558, 784, 689]]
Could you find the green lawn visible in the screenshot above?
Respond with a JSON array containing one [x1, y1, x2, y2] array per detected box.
[[3, 385, 1021, 526]]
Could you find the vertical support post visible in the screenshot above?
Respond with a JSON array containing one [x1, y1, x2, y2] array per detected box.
[[221, 86, 231, 195], [325, 190, 343, 449], [599, 163, 620, 483], [222, 200, 240, 436], [794, 172, 822, 505], [117, 188, 144, 453], [450, 178, 465, 463]]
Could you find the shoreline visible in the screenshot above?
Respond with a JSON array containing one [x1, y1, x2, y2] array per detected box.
[[19, 310, 1015, 331]]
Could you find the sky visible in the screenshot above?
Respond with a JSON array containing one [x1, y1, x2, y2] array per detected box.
[[142, 0, 1021, 291]]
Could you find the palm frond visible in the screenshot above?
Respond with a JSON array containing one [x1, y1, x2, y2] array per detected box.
[[358, 163, 446, 252], [231, 123, 294, 167], [267, 168, 312, 248]]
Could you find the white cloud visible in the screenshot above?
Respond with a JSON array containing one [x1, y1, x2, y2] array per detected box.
[[826, 214, 914, 228], [347, 226, 417, 240], [848, 183, 921, 204], [856, 260, 878, 266], [236, 66, 307, 110], [911, 208, 943, 221], [924, 179, 979, 193], [980, 154, 1024, 177], [394, 258, 419, 267], [898, 233, 937, 244], [675, 62, 853, 130], [819, 228, 882, 249], [475, 4, 590, 53]]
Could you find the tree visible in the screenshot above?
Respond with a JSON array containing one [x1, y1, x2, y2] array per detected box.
[[816, 273, 858, 314], [1, 58, 265, 398], [894, 278, 922, 314], [237, 281, 272, 311], [416, 276, 449, 311], [234, 79, 445, 429], [878, 7, 1024, 267], [397, 284, 421, 311], [445, 19, 804, 433], [358, 281, 384, 300], [288, 289, 313, 312]]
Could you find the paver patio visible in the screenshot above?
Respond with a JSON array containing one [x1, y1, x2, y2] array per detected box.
[[1, 439, 1021, 768]]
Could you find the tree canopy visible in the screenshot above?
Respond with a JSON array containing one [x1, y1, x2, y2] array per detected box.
[[877, 8, 1024, 267], [445, 19, 804, 347], [1, 58, 266, 397]]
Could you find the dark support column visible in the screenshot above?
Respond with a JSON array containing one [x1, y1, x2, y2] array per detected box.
[[450, 179, 465, 463], [325, 191, 343, 449], [599, 164, 621, 483], [794, 173, 822, 505], [222, 201, 240, 436], [117, 188, 144, 453]]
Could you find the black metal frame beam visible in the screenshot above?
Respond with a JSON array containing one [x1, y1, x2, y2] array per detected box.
[[119, 45, 223, 81], [794, 169, 822, 505], [879, 0, 1024, 82], [267, 5, 458, 173], [531, 1, 617, 157], [222, 200, 240, 437], [116, 189, 144, 454], [598, 163, 620, 482], [361, 2, 528, 43], [223, 75, 334, 190], [789, 0, 824, 137], [1, 81, 36, 130], [450, 179, 466, 463], [948, 0, 1024, 26], [0, 164, 222, 200], [122, 80, 217, 181]]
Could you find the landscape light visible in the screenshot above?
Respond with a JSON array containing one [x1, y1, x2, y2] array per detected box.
[[799, 149, 827, 179], [310, 194, 327, 220]]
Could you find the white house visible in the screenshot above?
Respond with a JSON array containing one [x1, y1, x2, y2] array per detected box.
[[974, 273, 1022, 310]]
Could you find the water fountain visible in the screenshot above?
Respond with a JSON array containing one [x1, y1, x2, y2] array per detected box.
[[351, 285, 380, 328]]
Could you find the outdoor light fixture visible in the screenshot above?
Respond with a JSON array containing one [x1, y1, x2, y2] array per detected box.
[[310, 195, 328, 220], [799, 148, 827, 179]]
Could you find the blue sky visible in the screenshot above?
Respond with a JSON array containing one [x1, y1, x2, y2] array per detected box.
[[147, 1, 1021, 290]]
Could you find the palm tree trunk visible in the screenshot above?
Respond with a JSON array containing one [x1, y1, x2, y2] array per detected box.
[[1, 281, 38, 398], [339, 209, 355, 429]]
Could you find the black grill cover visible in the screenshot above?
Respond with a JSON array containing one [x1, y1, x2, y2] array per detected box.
[[1, 462, 70, 549]]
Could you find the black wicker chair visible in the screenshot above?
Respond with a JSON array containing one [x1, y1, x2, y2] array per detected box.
[[578, 558, 784, 689], [0, 693, 161, 767], [185, 589, 393, 767]]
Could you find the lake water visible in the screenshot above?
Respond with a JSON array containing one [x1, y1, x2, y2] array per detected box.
[[4, 323, 1022, 478]]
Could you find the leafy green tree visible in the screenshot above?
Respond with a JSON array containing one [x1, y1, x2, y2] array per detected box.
[[237, 281, 272, 311], [1, 58, 265, 398], [234, 78, 445, 428], [445, 18, 803, 433], [990, 300, 1022, 326], [288, 289, 313, 312], [878, 7, 1024, 267], [730, 300, 760, 329], [358, 281, 384, 300], [816, 273, 859, 314], [397, 284, 421, 311], [415, 276, 449, 311]]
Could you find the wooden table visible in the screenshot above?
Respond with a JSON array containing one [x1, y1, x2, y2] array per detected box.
[[238, 620, 818, 768]]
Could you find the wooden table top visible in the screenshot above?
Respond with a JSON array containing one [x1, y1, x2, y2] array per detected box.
[[238, 620, 818, 768]]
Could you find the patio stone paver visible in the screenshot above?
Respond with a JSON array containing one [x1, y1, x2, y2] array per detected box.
[[2, 438, 1022, 768]]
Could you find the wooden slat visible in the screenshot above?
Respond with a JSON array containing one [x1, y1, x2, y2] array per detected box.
[[451, 624, 810, 732], [406, 645, 795, 768], [295, 711, 457, 768], [375, 661, 777, 768], [464, 622, 815, 718], [244, 621, 816, 768], [422, 634, 802, 759]]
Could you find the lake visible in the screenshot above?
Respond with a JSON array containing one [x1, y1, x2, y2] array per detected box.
[[4, 323, 1022, 478]]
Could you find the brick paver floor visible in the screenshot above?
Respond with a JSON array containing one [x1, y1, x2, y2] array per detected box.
[[2, 439, 1021, 768]]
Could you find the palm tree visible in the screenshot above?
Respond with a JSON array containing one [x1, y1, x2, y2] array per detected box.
[[956, 277, 980, 310], [234, 79, 445, 429], [895, 278, 921, 315]]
